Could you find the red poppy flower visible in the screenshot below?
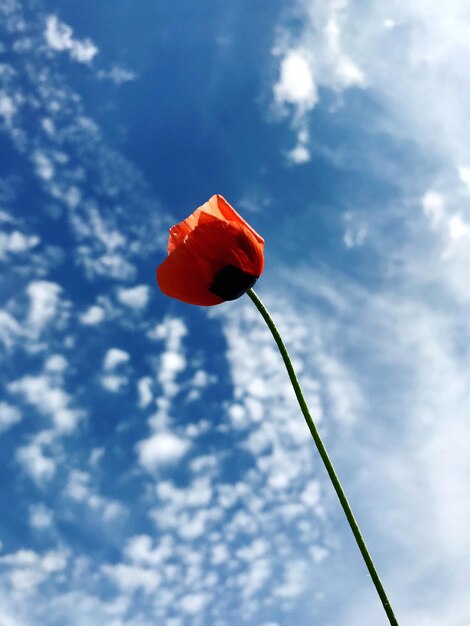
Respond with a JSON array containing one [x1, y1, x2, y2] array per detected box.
[[157, 195, 264, 306]]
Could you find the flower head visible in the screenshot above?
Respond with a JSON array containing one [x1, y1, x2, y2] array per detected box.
[[157, 195, 264, 305]]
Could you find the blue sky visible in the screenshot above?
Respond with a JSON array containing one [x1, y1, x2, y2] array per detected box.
[[1, 1, 470, 625]]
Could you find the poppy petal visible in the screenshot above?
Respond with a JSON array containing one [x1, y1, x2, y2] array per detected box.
[[196, 195, 265, 245], [168, 195, 264, 256], [214, 195, 265, 245], [157, 243, 223, 306], [158, 195, 265, 306], [167, 214, 198, 254], [167, 196, 223, 254], [187, 220, 264, 278]]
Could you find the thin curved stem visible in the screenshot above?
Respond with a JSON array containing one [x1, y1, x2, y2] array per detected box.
[[246, 288, 399, 626]]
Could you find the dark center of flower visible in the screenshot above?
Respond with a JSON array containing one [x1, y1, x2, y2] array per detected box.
[[209, 265, 258, 301]]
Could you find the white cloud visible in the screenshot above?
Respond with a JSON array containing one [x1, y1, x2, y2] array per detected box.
[[0, 550, 40, 567], [0, 402, 22, 432], [101, 349, 130, 392], [186, 369, 215, 402], [32, 150, 54, 181], [315, 351, 360, 426], [322, 12, 365, 89], [420, 182, 470, 269], [97, 65, 136, 85], [287, 144, 310, 164], [45, 354, 68, 372], [0, 311, 22, 349], [458, 165, 470, 190], [45, 15, 98, 64], [101, 374, 127, 393], [278, 245, 470, 625], [279, 0, 470, 176], [448, 214, 470, 240], [66, 470, 90, 502], [179, 592, 209, 615], [124, 534, 174, 566], [0, 548, 68, 592], [274, 559, 308, 599], [158, 351, 186, 392], [137, 376, 153, 408], [236, 556, 271, 601], [336, 297, 470, 624], [27, 280, 62, 335], [16, 442, 56, 484], [102, 563, 161, 594], [137, 432, 191, 472], [422, 190, 445, 230], [42, 550, 68, 573], [343, 212, 368, 248], [273, 49, 317, 112], [157, 478, 212, 509], [103, 348, 130, 371], [64, 469, 125, 521], [41, 117, 55, 136], [70, 39, 98, 63], [9, 374, 83, 433], [264, 28, 470, 619], [272, 2, 364, 164], [117, 285, 150, 309], [273, 49, 317, 164], [0, 610, 19, 626], [0, 230, 39, 259], [148, 317, 187, 346], [80, 251, 136, 281], [144, 317, 188, 428], [44, 16, 74, 51], [276, 1, 365, 96], [29, 504, 54, 530], [0, 90, 16, 125], [79, 305, 105, 325]]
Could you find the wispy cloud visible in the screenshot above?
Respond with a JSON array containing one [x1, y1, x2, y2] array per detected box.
[[45, 15, 98, 64], [0, 402, 22, 432], [273, 0, 470, 177], [271, 0, 364, 164], [96, 65, 136, 85]]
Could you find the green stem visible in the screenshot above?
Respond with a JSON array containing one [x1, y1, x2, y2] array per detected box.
[[246, 288, 399, 626]]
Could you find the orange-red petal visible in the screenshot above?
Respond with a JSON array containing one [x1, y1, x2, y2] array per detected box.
[[167, 194, 264, 254], [212, 195, 264, 245], [157, 242, 223, 306], [157, 219, 264, 306], [187, 219, 264, 278], [158, 195, 265, 306]]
